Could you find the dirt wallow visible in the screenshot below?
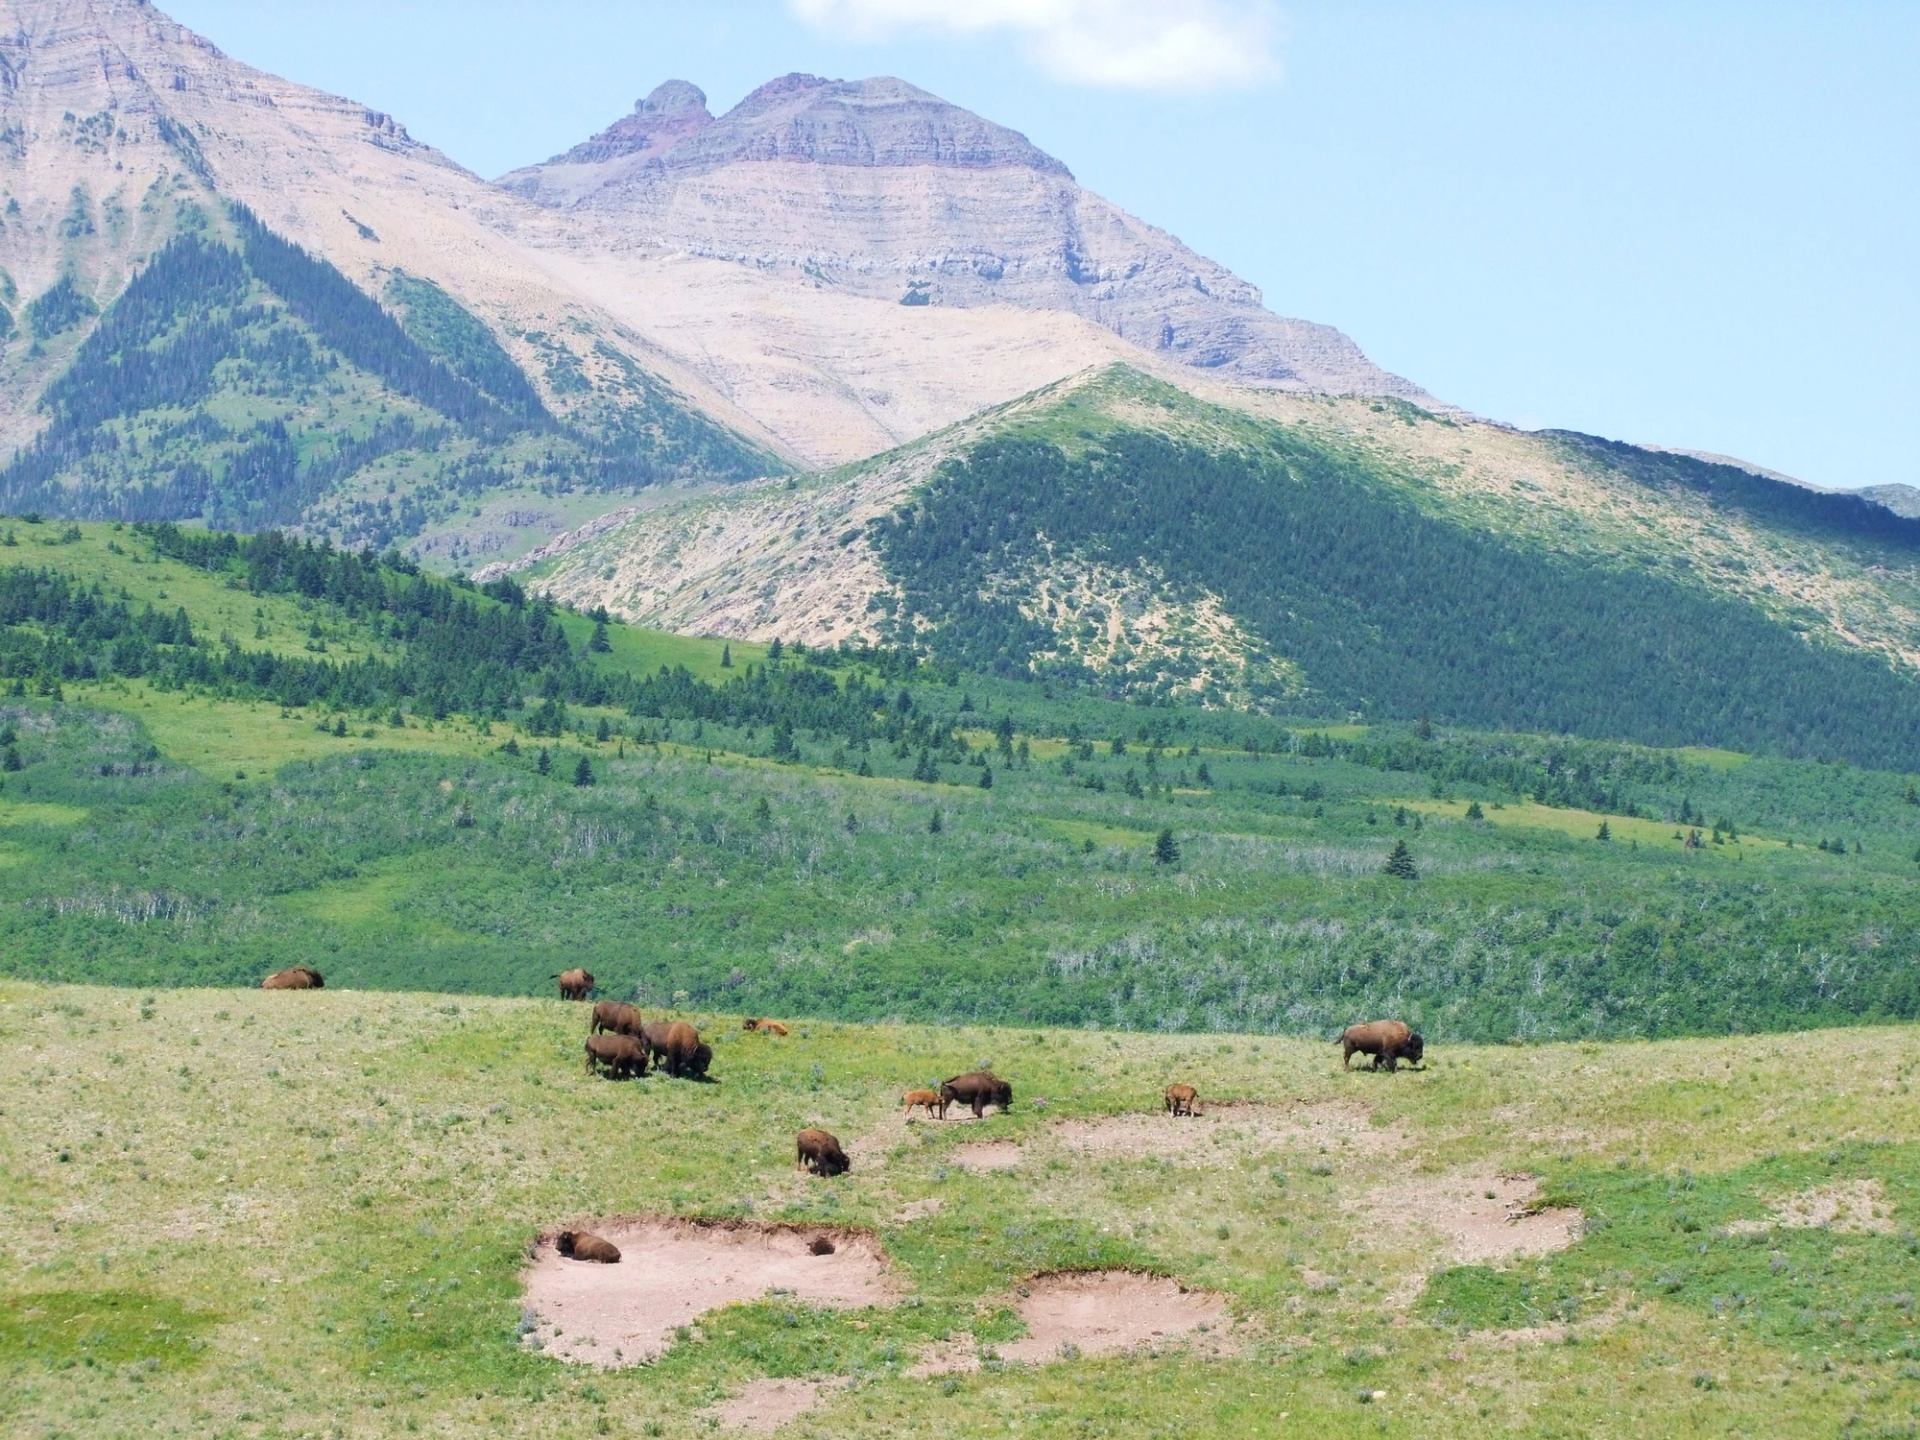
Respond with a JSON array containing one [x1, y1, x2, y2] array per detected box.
[[520, 1216, 898, 1367], [1352, 1169, 1585, 1308]]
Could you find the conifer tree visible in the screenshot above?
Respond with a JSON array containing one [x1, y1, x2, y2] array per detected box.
[[1154, 827, 1180, 867], [536, 747, 551, 776], [573, 756, 594, 787], [1596, 820, 1611, 841], [1383, 840, 1417, 879]]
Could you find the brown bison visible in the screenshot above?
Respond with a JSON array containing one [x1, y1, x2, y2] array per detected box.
[[643, 1020, 706, 1078], [584, 1033, 647, 1080], [553, 968, 595, 1001], [1164, 1082, 1199, 1117], [261, 966, 324, 990], [1340, 1020, 1425, 1072], [555, 1230, 621, 1263], [590, 1001, 645, 1039], [743, 1018, 791, 1036], [902, 1088, 946, 1119], [796, 1128, 850, 1177], [940, 1070, 1012, 1119]]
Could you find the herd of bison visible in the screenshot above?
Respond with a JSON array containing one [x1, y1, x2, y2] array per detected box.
[[261, 963, 1425, 1207]]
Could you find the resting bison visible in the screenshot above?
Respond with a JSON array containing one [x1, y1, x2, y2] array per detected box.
[[262, 966, 323, 990], [555, 1230, 621, 1263], [940, 1070, 1012, 1119], [901, 1088, 946, 1119], [1164, 1082, 1199, 1117], [591, 1001, 645, 1039], [743, 1018, 791, 1036], [584, 1033, 647, 1080], [643, 1020, 706, 1078], [553, 968, 595, 1001], [1340, 1020, 1425, 1072], [796, 1127, 850, 1177]]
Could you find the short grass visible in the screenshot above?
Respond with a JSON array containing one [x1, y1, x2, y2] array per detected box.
[[1403, 798, 1788, 852], [0, 981, 1913, 1438]]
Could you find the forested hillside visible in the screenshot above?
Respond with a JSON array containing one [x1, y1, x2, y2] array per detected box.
[[864, 382, 1920, 771], [0, 205, 771, 556], [0, 520, 1915, 1041]]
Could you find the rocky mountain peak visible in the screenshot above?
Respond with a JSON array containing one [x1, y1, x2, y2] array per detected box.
[[535, 77, 715, 168]]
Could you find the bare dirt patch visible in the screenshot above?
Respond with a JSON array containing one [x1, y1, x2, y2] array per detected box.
[[892, 1197, 944, 1223], [1050, 1099, 1402, 1164], [521, 1217, 898, 1367], [1725, 1178, 1898, 1237], [951, 1140, 1024, 1173], [1360, 1171, 1583, 1267], [700, 1378, 834, 1434], [998, 1271, 1233, 1364]]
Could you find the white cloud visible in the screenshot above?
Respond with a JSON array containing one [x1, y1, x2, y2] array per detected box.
[[787, 0, 1282, 92]]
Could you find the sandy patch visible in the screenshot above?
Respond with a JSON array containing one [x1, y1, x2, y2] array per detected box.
[[700, 1378, 834, 1434], [1049, 1099, 1402, 1163], [892, 1197, 944, 1223], [995, 1271, 1233, 1364], [951, 1140, 1025, 1173], [1463, 1299, 1629, 1351], [1361, 1171, 1583, 1267], [521, 1218, 898, 1366], [1724, 1179, 1897, 1237], [909, 1337, 984, 1378]]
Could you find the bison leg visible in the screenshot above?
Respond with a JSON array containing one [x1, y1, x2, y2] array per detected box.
[[1342, 1043, 1353, 1070]]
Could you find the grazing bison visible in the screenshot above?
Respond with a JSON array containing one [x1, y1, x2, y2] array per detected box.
[[1164, 1083, 1199, 1117], [1339, 1020, 1425, 1072], [743, 1018, 791, 1036], [940, 1070, 1012, 1119], [643, 1020, 706, 1078], [901, 1088, 946, 1119], [796, 1128, 850, 1177], [553, 969, 595, 1001], [590, 1001, 645, 1039], [261, 966, 323, 990], [584, 1033, 647, 1080], [555, 1230, 621, 1263]]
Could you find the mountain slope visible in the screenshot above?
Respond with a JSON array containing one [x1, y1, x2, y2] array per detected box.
[[1864, 483, 1920, 520], [509, 366, 1920, 769], [500, 74, 1428, 398]]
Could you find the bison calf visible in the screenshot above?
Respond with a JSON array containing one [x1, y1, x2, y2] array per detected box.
[[1164, 1082, 1199, 1117], [584, 1033, 647, 1080], [555, 1230, 620, 1263], [901, 1088, 946, 1119], [743, 1018, 791, 1036], [1339, 1020, 1425, 1072], [796, 1127, 850, 1177]]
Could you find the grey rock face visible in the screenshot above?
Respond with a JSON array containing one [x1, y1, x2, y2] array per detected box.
[[499, 73, 1428, 399]]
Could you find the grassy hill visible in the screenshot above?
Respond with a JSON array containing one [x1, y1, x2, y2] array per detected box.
[[0, 519, 1916, 1042], [0, 980, 1914, 1437]]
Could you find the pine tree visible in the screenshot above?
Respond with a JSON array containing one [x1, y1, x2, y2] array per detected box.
[[1596, 821, 1611, 841], [1196, 761, 1212, 786], [1383, 840, 1417, 879], [1153, 827, 1180, 867], [536, 747, 551, 776], [1464, 800, 1484, 821], [573, 756, 594, 787], [767, 637, 784, 662], [844, 810, 859, 835], [720, 643, 732, 669], [501, 735, 519, 756], [979, 765, 994, 790], [1, 745, 20, 773], [589, 620, 612, 653], [753, 796, 772, 825], [595, 717, 612, 743], [928, 809, 943, 835]]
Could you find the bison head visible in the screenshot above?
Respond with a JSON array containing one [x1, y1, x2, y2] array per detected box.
[[1404, 1033, 1425, 1066]]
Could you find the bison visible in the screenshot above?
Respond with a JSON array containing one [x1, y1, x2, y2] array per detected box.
[[553, 968, 595, 1001], [643, 1020, 706, 1078], [590, 1001, 645, 1039], [901, 1088, 946, 1120], [555, 1230, 621, 1263], [1340, 1020, 1425, 1072], [584, 1033, 647, 1080], [743, 1018, 791, 1036], [261, 966, 323, 990], [940, 1070, 1012, 1119], [1164, 1082, 1199, 1117], [796, 1127, 850, 1177]]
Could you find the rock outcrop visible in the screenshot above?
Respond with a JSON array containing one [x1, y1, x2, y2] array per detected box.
[[500, 73, 1428, 398]]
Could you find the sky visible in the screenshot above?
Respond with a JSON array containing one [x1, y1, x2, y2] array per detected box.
[[159, 0, 1919, 492]]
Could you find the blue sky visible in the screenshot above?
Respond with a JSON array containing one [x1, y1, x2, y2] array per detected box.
[[162, 1, 1918, 491]]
